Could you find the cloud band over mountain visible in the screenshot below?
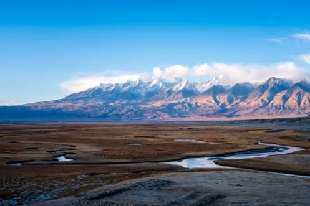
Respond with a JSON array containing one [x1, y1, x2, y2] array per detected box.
[[60, 61, 310, 93]]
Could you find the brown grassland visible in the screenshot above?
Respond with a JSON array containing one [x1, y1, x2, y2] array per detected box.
[[0, 122, 310, 204]]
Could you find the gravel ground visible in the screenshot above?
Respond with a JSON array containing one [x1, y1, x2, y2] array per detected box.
[[33, 171, 310, 206], [0, 173, 137, 206]]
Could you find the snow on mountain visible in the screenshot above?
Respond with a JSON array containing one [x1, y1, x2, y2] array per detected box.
[[123, 80, 151, 94], [172, 79, 196, 92], [99, 80, 149, 95], [149, 78, 173, 89], [195, 75, 233, 93], [98, 75, 233, 95], [8, 77, 310, 119], [63, 76, 295, 106]]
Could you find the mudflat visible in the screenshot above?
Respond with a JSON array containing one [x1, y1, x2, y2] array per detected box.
[[1, 121, 310, 205]]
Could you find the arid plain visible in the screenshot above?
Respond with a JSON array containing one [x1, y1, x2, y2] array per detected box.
[[1, 119, 310, 205]]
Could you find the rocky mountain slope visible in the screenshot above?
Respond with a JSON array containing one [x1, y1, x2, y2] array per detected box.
[[1, 77, 310, 120]]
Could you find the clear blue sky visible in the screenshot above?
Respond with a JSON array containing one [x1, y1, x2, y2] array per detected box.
[[1, 0, 310, 104]]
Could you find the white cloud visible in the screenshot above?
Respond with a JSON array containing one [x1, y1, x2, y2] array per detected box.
[[299, 53, 310, 64], [193, 64, 214, 75], [61, 66, 190, 93], [60, 73, 150, 93], [193, 62, 309, 83], [60, 61, 310, 93], [152, 65, 189, 81], [0, 100, 23, 106], [152, 67, 163, 78], [292, 33, 310, 40], [266, 38, 285, 44]]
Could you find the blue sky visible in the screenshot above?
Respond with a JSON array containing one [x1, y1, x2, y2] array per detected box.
[[1, 0, 310, 104]]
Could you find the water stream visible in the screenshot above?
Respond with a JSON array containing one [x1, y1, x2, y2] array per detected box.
[[8, 155, 73, 166], [56, 155, 73, 162], [163, 142, 304, 169], [7, 142, 308, 178], [174, 139, 205, 143], [127, 143, 143, 146]]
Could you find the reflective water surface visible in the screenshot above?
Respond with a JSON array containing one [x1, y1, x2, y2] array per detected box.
[[9, 163, 22, 166], [163, 142, 304, 169], [127, 143, 143, 145], [57, 155, 73, 162], [174, 139, 205, 143]]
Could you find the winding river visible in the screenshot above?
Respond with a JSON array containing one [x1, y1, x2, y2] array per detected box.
[[8, 142, 308, 178], [163, 142, 304, 169]]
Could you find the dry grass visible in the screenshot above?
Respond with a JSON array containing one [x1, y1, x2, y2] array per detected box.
[[1, 123, 309, 164], [1, 123, 310, 204]]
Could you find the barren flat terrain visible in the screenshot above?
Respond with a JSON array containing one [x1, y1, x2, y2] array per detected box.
[[0, 121, 310, 205], [34, 171, 310, 206]]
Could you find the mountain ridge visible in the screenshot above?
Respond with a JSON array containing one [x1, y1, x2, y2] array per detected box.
[[1, 77, 310, 120]]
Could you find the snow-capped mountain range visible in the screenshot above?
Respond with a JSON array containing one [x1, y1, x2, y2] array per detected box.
[[98, 75, 232, 94], [63, 75, 235, 101], [1, 76, 310, 120]]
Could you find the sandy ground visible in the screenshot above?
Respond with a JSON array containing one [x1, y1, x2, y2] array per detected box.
[[33, 171, 310, 206], [1, 122, 310, 205]]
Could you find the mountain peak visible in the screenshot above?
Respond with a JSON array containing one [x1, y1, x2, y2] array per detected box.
[[295, 79, 310, 92], [6, 77, 310, 119], [299, 78, 310, 83], [231, 82, 255, 96], [195, 75, 233, 93], [268, 77, 277, 81], [203, 85, 227, 95], [172, 79, 193, 91], [264, 77, 292, 85], [264, 77, 280, 85], [261, 77, 293, 90], [150, 78, 172, 89]]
